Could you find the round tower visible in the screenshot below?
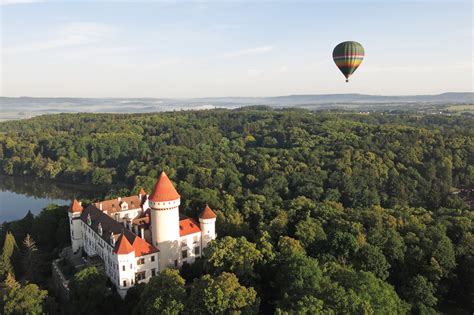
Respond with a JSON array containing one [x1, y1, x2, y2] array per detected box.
[[68, 199, 84, 253], [199, 205, 217, 249], [149, 172, 181, 270]]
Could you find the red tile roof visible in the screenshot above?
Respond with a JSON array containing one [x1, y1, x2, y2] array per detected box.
[[132, 236, 158, 257], [69, 199, 83, 213], [199, 205, 217, 220], [179, 218, 201, 236], [116, 234, 134, 254], [149, 172, 180, 202], [94, 195, 143, 214]]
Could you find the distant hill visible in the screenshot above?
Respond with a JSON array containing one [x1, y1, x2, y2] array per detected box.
[[1, 92, 472, 120]]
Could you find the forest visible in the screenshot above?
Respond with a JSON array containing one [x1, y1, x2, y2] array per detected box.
[[0, 108, 472, 314]]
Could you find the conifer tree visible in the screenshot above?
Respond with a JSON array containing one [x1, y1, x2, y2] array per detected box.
[[21, 234, 39, 283], [0, 232, 18, 279]]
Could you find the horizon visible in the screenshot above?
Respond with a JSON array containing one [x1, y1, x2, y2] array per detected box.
[[1, 1, 473, 98], [1, 91, 473, 100]]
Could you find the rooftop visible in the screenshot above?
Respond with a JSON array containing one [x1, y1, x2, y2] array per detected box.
[[149, 172, 180, 202], [80, 205, 158, 257], [179, 217, 201, 237], [69, 199, 83, 213], [199, 205, 217, 220], [93, 195, 145, 214]]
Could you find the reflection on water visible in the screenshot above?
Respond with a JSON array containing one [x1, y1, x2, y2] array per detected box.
[[0, 176, 106, 222]]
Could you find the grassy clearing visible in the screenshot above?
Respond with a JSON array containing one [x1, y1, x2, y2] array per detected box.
[[446, 104, 474, 113]]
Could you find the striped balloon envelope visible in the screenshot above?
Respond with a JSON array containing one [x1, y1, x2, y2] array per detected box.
[[332, 41, 364, 82]]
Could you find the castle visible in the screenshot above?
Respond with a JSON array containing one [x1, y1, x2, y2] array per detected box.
[[68, 172, 217, 297]]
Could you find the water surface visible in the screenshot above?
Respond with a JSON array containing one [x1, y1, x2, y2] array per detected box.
[[0, 175, 105, 222]]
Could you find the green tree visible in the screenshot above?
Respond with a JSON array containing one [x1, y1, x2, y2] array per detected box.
[[69, 267, 108, 315], [21, 234, 40, 283], [277, 236, 306, 257], [188, 272, 259, 314], [321, 266, 410, 314], [135, 268, 186, 315], [0, 232, 18, 278], [328, 231, 359, 263], [354, 244, 390, 280], [256, 231, 276, 264], [275, 295, 329, 315], [294, 217, 326, 249], [403, 275, 437, 313], [204, 236, 263, 281], [1, 273, 48, 315], [273, 252, 322, 309]]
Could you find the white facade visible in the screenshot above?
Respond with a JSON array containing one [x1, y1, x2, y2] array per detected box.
[[80, 216, 159, 298], [199, 217, 217, 248], [178, 232, 202, 266], [150, 198, 181, 270], [68, 211, 83, 253]]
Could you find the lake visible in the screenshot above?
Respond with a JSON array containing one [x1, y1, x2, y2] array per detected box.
[[0, 175, 106, 222]]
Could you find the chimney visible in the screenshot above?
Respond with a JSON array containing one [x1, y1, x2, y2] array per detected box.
[[118, 197, 122, 202], [99, 203, 103, 210]]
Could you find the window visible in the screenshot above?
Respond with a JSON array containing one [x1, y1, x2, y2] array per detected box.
[[194, 246, 200, 255], [151, 256, 155, 262], [136, 271, 146, 281], [123, 280, 127, 287], [137, 258, 145, 265], [122, 265, 125, 271], [181, 249, 188, 259], [151, 269, 156, 277], [174, 260, 178, 267], [130, 263, 132, 269]]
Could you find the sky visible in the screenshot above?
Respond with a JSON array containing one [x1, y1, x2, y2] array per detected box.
[[1, 0, 472, 98]]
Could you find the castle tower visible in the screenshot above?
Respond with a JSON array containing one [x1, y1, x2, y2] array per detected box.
[[149, 172, 181, 270], [68, 199, 84, 253], [199, 205, 217, 248], [115, 234, 136, 298]]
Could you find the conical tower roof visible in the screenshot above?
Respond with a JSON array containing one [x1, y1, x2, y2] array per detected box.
[[199, 205, 217, 220], [69, 199, 83, 213], [115, 234, 134, 254], [149, 172, 180, 202]]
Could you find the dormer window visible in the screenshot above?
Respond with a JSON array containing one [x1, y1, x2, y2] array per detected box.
[[98, 223, 103, 236], [110, 232, 115, 246], [121, 202, 128, 210], [87, 214, 91, 226]]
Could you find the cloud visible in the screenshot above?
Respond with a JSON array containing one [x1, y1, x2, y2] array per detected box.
[[0, 0, 44, 5], [211, 24, 241, 31], [366, 62, 473, 73], [277, 65, 288, 73], [247, 69, 263, 77], [223, 46, 273, 58], [3, 22, 115, 54]]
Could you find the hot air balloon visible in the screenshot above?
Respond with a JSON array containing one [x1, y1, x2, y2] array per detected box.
[[333, 41, 364, 82]]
